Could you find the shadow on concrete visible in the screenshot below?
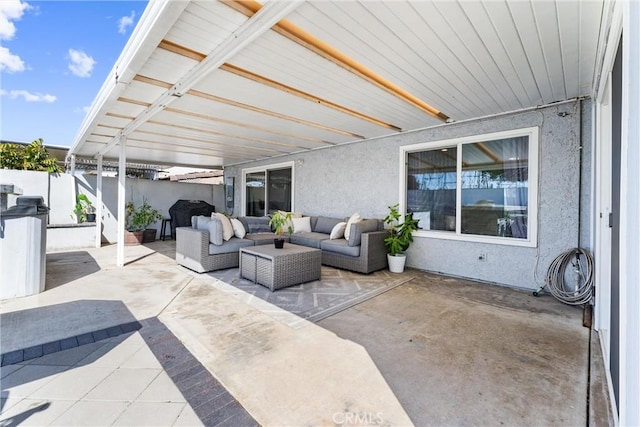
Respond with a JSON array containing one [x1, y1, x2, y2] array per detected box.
[[1, 300, 141, 420], [45, 251, 100, 290], [0, 401, 50, 426], [0, 300, 138, 356], [0, 330, 137, 419]]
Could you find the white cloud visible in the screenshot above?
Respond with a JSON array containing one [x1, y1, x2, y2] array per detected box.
[[74, 105, 91, 114], [67, 49, 95, 78], [0, 0, 31, 40], [118, 10, 135, 35], [0, 45, 25, 72], [0, 0, 31, 74], [1, 89, 56, 103]]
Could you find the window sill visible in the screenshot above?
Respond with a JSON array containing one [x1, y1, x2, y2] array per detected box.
[[413, 229, 537, 248]]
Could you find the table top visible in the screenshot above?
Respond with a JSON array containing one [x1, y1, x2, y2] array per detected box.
[[240, 243, 320, 259]]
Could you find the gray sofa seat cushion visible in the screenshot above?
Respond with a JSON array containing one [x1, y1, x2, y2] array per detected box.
[[289, 232, 330, 249], [313, 216, 343, 234], [320, 238, 361, 257], [208, 237, 254, 255], [348, 219, 382, 247], [238, 216, 272, 233], [245, 232, 288, 245]]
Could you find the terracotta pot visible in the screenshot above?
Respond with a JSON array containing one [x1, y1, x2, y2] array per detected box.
[[125, 230, 144, 245]]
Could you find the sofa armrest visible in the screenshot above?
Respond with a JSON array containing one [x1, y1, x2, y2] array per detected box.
[[359, 230, 388, 271], [360, 230, 388, 255], [176, 226, 209, 260]]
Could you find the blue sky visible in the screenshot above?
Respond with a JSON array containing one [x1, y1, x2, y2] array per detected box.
[[1, 0, 148, 147]]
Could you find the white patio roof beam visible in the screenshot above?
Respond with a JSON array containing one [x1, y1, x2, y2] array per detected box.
[[97, 0, 303, 158]]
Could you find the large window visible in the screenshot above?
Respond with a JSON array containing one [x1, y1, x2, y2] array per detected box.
[[243, 163, 293, 216], [402, 127, 538, 246]]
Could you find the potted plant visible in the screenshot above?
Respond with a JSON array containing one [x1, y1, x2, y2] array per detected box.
[[125, 201, 145, 245], [128, 199, 164, 243], [73, 194, 96, 223], [383, 203, 420, 273], [268, 210, 293, 248]]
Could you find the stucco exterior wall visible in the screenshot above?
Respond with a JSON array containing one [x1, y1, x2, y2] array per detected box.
[[1, 170, 222, 245], [226, 101, 592, 290], [77, 176, 221, 243]]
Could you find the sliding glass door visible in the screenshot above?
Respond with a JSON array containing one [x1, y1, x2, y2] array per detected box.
[[267, 168, 292, 213], [245, 171, 266, 216], [244, 163, 293, 216]]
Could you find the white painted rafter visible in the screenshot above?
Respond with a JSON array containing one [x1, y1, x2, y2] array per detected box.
[[97, 0, 302, 158]]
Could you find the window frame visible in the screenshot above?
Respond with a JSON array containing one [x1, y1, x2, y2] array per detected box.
[[241, 161, 295, 216], [400, 127, 539, 247]]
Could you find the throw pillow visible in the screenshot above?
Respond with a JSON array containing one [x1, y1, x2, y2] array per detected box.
[[207, 217, 224, 246], [212, 213, 234, 241], [292, 216, 311, 233], [344, 213, 362, 240], [230, 218, 246, 239], [329, 222, 347, 240], [194, 215, 212, 231]]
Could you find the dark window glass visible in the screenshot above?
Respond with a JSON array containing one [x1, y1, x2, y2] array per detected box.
[[407, 148, 457, 231]]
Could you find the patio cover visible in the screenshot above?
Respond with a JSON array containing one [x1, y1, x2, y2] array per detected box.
[[68, 0, 607, 169]]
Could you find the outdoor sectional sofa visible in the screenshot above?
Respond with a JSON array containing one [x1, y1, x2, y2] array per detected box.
[[175, 214, 388, 274]]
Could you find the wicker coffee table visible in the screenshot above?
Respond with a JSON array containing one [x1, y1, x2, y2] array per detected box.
[[239, 243, 321, 291]]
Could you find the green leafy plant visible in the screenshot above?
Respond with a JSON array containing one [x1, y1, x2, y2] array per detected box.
[[268, 211, 293, 237], [73, 194, 95, 222], [126, 199, 163, 231], [383, 203, 420, 256], [0, 139, 62, 173]]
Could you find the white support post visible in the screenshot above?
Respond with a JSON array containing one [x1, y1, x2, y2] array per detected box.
[[618, 1, 640, 425], [116, 137, 127, 267], [96, 155, 103, 248]]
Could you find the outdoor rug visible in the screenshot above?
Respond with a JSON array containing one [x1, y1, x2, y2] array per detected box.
[[207, 266, 414, 323]]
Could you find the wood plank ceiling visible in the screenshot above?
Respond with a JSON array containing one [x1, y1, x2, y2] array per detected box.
[[70, 0, 605, 169]]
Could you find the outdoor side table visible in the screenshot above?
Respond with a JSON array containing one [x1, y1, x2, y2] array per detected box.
[[239, 243, 321, 291]]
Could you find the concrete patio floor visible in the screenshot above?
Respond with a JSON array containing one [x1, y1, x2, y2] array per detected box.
[[1, 240, 612, 426]]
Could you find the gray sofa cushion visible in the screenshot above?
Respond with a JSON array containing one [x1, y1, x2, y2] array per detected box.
[[208, 237, 254, 255], [239, 216, 272, 233], [207, 217, 224, 245], [321, 238, 361, 257], [314, 216, 343, 234], [309, 216, 318, 231], [289, 232, 330, 249], [347, 219, 381, 247], [193, 215, 211, 230]]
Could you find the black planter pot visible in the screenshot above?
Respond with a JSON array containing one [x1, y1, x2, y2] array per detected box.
[[274, 238, 285, 249], [143, 228, 157, 243], [86, 213, 96, 222]]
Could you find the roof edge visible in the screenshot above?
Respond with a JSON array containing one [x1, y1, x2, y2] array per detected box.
[[68, 0, 190, 158]]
